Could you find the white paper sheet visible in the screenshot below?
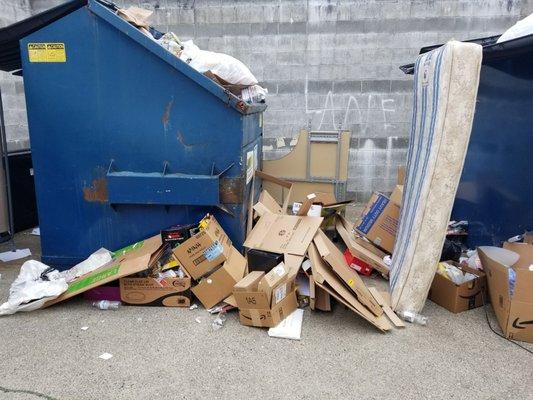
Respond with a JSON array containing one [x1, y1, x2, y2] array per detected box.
[[268, 308, 304, 340], [0, 248, 31, 262]]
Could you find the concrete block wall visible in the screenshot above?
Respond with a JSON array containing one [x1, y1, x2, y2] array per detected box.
[[1, 0, 530, 201], [0, 0, 31, 152]]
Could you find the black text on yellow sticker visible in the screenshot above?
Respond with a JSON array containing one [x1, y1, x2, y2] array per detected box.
[[28, 43, 66, 63]]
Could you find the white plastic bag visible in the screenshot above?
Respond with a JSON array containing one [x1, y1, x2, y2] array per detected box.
[[0, 260, 68, 316], [60, 248, 112, 283], [497, 13, 533, 43], [179, 40, 258, 86]]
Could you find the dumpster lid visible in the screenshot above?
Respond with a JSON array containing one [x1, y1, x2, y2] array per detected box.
[[399, 33, 533, 74], [0, 0, 96, 73]]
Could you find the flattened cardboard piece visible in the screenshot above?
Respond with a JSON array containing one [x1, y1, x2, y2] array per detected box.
[[238, 290, 298, 328], [173, 215, 231, 280], [336, 216, 389, 277], [297, 192, 337, 216], [46, 235, 163, 307], [191, 246, 247, 309], [389, 185, 403, 206], [479, 243, 533, 343], [355, 192, 400, 254], [262, 130, 350, 203], [254, 190, 283, 217], [120, 273, 191, 307], [255, 170, 293, 213], [368, 287, 405, 328], [309, 275, 331, 312], [313, 230, 383, 317], [397, 166, 406, 185], [244, 213, 323, 256], [308, 243, 390, 331], [223, 294, 237, 307], [428, 261, 486, 313]]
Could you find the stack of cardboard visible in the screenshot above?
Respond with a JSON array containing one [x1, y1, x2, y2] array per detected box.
[[239, 171, 405, 332]]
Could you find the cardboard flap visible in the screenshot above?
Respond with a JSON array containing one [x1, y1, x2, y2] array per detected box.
[[224, 247, 248, 282], [478, 247, 512, 330], [253, 190, 283, 217], [313, 229, 383, 317], [244, 213, 323, 256], [503, 242, 533, 269], [284, 253, 304, 279], [308, 243, 389, 331], [335, 216, 389, 277], [297, 192, 337, 216], [255, 170, 294, 213]]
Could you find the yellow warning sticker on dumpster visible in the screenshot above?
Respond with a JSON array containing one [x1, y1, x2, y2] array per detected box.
[[28, 43, 66, 63]]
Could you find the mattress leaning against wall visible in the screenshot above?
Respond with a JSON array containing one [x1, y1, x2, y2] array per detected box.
[[389, 41, 483, 313]]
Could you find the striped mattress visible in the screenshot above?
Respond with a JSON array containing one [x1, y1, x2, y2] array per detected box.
[[390, 41, 482, 313]]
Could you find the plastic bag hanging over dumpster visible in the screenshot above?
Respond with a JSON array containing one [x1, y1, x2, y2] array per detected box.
[[497, 13, 533, 43], [179, 40, 258, 86]]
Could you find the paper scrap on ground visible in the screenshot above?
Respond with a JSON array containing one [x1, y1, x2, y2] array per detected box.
[[30, 227, 40, 236], [0, 248, 31, 262], [81, 326, 89, 331], [268, 308, 304, 340], [98, 353, 113, 360], [195, 317, 202, 324]]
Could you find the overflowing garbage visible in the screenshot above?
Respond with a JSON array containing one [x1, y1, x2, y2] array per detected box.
[[117, 6, 267, 104]]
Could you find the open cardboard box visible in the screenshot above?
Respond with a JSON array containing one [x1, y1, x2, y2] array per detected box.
[[120, 269, 192, 307], [354, 185, 402, 254], [173, 214, 231, 280], [234, 264, 297, 328], [428, 260, 486, 313], [478, 242, 533, 343], [192, 245, 247, 309]]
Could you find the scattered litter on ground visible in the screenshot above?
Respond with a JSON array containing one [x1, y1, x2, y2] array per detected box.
[[30, 227, 40, 236], [0, 248, 31, 262], [268, 309, 304, 340], [81, 326, 89, 331], [212, 312, 227, 331], [189, 304, 198, 310], [195, 317, 202, 324], [98, 353, 113, 360]]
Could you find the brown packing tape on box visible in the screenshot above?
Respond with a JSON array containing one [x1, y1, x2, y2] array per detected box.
[[308, 242, 390, 332]]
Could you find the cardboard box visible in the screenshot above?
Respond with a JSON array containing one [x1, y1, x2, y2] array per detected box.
[[120, 272, 191, 307], [45, 235, 165, 307], [191, 245, 247, 309], [238, 290, 298, 328], [478, 242, 533, 343], [428, 261, 486, 313], [244, 213, 323, 256], [354, 189, 400, 254], [173, 215, 232, 280], [234, 267, 297, 328]]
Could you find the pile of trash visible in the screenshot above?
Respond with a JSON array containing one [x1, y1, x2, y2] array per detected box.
[[117, 6, 267, 104]]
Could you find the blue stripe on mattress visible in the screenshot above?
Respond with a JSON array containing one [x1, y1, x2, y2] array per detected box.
[[390, 45, 446, 291]]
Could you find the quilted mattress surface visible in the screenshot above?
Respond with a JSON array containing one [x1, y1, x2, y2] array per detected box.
[[390, 40, 482, 313]]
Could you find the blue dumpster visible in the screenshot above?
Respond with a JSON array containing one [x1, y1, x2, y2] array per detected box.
[[0, 0, 265, 268], [401, 34, 533, 247]]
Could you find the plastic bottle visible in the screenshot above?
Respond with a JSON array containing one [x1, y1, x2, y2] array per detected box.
[[398, 310, 428, 325], [92, 300, 121, 310]]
